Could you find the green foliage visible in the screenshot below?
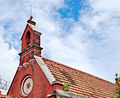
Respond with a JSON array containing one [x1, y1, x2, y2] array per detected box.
[[116, 77, 120, 85], [63, 83, 70, 91], [112, 74, 120, 98], [112, 87, 120, 98], [115, 88, 120, 94], [111, 93, 120, 98]]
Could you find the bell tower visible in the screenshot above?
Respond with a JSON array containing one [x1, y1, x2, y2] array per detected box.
[[7, 17, 44, 97], [8, 17, 55, 98], [19, 16, 43, 65]]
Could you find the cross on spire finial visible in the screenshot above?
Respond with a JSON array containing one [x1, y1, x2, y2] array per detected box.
[[27, 16, 36, 25]]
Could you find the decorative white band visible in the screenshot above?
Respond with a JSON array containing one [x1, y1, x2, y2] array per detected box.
[[34, 55, 56, 84], [21, 75, 33, 96]]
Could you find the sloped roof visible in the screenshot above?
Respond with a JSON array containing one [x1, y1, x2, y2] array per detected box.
[[27, 23, 41, 33], [41, 57, 117, 98]]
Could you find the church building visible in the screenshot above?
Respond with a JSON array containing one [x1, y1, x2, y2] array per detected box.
[[7, 17, 116, 98]]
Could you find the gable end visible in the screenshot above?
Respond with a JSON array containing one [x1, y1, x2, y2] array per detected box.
[[34, 55, 56, 84]]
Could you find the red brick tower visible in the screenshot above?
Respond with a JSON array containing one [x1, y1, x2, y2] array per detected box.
[[20, 16, 43, 59], [7, 17, 55, 98]]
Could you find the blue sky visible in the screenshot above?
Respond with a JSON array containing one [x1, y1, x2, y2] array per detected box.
[[0, 0, 120, 94], [58, 0, 87, 20]]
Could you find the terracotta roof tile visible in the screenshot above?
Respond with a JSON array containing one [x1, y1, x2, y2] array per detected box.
[[41, 57, 117, 98]]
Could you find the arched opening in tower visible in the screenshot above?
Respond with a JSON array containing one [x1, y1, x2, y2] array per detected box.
[[25, 31, 31, 48]]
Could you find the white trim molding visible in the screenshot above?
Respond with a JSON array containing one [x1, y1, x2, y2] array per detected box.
[[27, 23, 42, 34], [47, 93, 55, 97], [34, 55, 56, 84]]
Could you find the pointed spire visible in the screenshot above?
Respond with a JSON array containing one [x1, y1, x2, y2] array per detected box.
[[27, 16, 36, 26]]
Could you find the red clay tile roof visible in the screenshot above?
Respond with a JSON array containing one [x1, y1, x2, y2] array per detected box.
[[41, 57, 117, 98]]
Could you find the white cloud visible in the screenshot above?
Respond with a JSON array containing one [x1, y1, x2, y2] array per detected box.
[[0, 30, 19, 81], [0, 1, 120, 95], [71, 0, 120, 81], [41, 0, 120, 82], [0, 30, 19, 94], [0, 0, 65, 94]]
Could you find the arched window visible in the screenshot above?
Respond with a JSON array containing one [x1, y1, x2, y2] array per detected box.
[[25, 31, 31, 48]]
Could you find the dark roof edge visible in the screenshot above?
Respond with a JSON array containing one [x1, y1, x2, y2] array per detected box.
[[48, 89, 88, 98], [52, 82, 64, 85]]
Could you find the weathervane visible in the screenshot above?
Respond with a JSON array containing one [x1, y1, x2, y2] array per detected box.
[[30, 0, 32, 17]]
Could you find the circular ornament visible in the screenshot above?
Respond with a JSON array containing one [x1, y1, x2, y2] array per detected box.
[[21, 75, 33, 96]]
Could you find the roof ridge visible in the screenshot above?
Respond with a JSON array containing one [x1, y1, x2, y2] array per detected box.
[[41, 56, 115, 86]]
